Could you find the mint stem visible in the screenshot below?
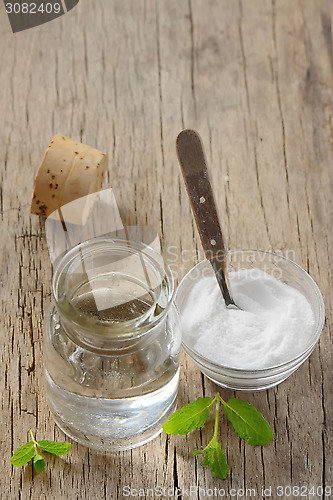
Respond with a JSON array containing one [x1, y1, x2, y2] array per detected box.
[[213, 395, 220, 441], [29, 429, 38, 458], [29, 429, 37, 445], [216, 393, 228, 407]]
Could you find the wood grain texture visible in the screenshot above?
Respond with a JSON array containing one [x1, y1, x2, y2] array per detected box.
[[0, 0, 332, 498]]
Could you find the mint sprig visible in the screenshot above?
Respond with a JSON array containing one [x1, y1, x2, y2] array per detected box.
[[163, 397, 213, 434], [10, 441, 35, 467], [37, 440, 72, 455], [10, 430, 72, 473], [163, 393, 273, 480], [223, 398, 273, 445]]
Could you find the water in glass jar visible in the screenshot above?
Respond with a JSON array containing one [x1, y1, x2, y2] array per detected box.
[[45, 303, 179, 451]]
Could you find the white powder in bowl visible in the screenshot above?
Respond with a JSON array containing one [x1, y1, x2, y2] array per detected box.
[[181, 269, 315, 370]]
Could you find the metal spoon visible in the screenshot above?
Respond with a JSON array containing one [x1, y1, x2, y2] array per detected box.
[[176, 129, 239, 309]]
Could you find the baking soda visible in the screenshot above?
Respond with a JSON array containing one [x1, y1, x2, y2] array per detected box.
[[181, 269, 315, 369]]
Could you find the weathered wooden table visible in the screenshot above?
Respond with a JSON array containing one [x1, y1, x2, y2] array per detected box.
[[1, 1, 332, 498]]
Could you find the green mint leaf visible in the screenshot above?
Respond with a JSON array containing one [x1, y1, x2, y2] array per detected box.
[[10, 441, 35, 467], [223, 398, 273, 445], [37, 440, 72, 455], [163, 397, 213, 435], [33, 455, 46, 473], [195, 441, 228, 480]]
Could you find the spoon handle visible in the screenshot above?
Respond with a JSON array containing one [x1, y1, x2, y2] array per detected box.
[[176, 129, 235, 307]]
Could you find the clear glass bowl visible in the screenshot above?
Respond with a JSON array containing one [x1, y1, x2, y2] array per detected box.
[[175, 250, 325, 391]]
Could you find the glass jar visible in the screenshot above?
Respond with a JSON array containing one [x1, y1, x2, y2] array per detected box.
[[44, 237, 181, 451]]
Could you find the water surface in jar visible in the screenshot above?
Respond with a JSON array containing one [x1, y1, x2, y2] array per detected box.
[[72, 290, 153, 322], [69, 273, 157, 324]]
